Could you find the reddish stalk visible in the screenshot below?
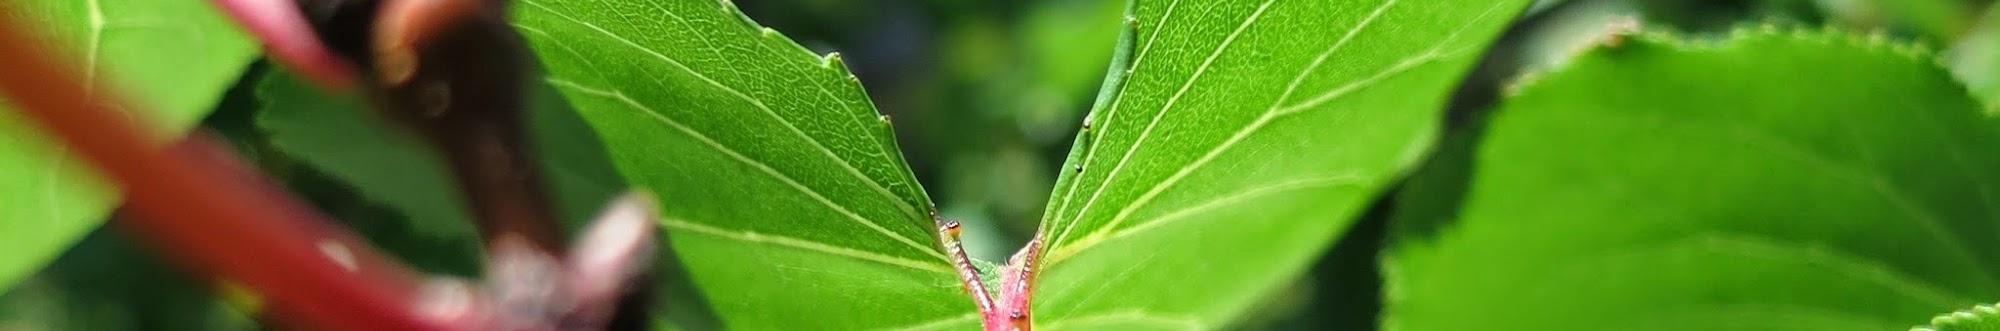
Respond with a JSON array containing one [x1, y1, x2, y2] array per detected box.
[[935, 215, 1004, 329], [0, 14, 480, 331], [209, 0, 356, 90], [936, 211, 1042, 331], [998, 236, 1043, 331]]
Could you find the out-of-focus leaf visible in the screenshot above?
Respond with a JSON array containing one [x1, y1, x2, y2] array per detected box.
[[513, 0, 968, 329], [1511, 0, 1641, 73], [1021, 0, 1123, 96], [1948, 5, 2000, 114], [0, 0, 256, 291], [1917, 302, 2000, 331], [1014, 0, 1125, 137], [1030, 0, 1528, 328], [1815, 0, 1977, 42], [0, 229, 257, 330], [1630, 0, 1819, 34], [256, 74, 471, 238], [1386, 30, 2000, 331], [255, 72, 626, 237]]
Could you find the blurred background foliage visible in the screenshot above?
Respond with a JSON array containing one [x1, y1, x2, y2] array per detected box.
[[1, 0, 1996, 329]]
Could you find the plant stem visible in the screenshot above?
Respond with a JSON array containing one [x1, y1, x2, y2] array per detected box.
[[208, 0, 355, 90], [0, 14, 480, 331], [999, 235, 1043, 331], [936, 210, 1043, 330], [371, 0, 567, 255], [933, 212, 1005, 330]]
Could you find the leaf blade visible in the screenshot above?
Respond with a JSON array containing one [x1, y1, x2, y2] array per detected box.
[[1035, 0, 1529, 327], [1386, 31, 2000, 330], [512, 0, 967, 327]]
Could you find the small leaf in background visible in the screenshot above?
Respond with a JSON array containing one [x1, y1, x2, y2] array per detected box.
[[1030, 0, 1529, 328], [1919, 302, 2000, 331], [1813, 0, 1978, 42], [256, 73, 476, 239], [0, 0, 256, 292], [1508, 0, 1642, 74], [256, 71, 630, 256], [0, 229, 256, 330], [514, 0, 969, 329], [1948, 5, 2000, 114], [1014, 0, 1126, 139], [1386, 31, 2000, 331]]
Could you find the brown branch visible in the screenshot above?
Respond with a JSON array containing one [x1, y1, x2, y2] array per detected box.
[[370, 0, 566, 256], [0, 12, 483, 331]]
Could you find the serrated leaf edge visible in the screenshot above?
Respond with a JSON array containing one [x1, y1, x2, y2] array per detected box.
[[1915, 302, 2000, 331], [1504, 25, 1951, 99]]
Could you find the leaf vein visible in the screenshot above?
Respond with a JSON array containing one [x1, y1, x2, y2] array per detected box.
[[662, 218, 952, 273], [545, 78, 946, 261], [1056, 0, 1280, 246], [520, 0, 925, 223], [1048, 174, 1364, 264], [1045, 0, 1191, 242], [883, 312, 981, 331], [1042, 310, 1203, 330], [1614, 107, 2000, 286]]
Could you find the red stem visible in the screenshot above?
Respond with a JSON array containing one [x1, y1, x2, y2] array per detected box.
[[0, 14, 478, 331], [209, 0, 356, 90], [998, 236, 1042, 331], [936, 211, 1043, 330], [933, 214, 1005, 330]]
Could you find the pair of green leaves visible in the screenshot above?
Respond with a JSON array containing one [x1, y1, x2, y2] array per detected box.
[[515, 0, 2000, 329], [512, 0, 1526, 328]]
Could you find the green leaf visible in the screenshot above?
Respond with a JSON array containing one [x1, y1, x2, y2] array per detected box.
[[256, 73, 474, 238], [1918, 303, 2000, 331], [1031, 0, 1527, 327], [255, 72, 627, 238], [0, 229, 257, 330], [1385, 30, 2000, 331], [512, 1, 965, 329], [0, 0, 256, 292]]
